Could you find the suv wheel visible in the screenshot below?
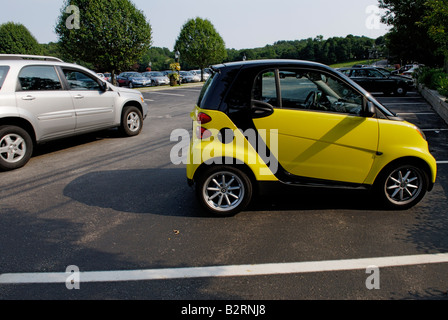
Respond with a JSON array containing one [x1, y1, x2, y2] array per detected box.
[[121, 106, 143, 136], [196, 166, 253, 216], [0, 126, 33, 171], [375, 163, 427, 210]]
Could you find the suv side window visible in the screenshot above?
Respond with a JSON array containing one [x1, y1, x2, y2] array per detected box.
[[18, 66, 62, 91], [62, 69, 102, 91], [0, 66, 9, 90]]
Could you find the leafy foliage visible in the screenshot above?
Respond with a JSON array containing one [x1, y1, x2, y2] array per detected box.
[[55, 0, 152, 82], [174, 17, 227, 76], [225, 35, 378, 66], [0, 22, 42, 55], [378, 0, 444, 66]]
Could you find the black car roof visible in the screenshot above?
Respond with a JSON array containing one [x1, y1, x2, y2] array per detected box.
[[212, 59, 331, 72]]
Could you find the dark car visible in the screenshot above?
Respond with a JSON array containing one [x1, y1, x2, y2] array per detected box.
[[337, 67, 414, 96]]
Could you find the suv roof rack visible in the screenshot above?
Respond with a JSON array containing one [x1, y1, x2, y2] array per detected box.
[[0, 54, 63, 62]]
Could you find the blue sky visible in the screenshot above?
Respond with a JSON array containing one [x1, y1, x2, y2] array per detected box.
[[0, 0, 389, 49]]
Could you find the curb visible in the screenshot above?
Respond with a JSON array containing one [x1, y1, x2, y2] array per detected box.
[[136, 82, 204, 93], [418, 84, 448, 126]]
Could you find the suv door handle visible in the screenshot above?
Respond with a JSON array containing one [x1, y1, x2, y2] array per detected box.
[[21, 95, 36, 101], [74, 94, 84, 99]]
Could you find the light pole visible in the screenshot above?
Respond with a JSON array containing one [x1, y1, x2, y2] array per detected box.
[[175, 50, 180, 84]]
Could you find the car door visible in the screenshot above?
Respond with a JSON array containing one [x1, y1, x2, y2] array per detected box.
[[251, 68, 379, 185], [366, 68, 395, 93], [15, 65, 76, 141], [61, 68, 116, 132]]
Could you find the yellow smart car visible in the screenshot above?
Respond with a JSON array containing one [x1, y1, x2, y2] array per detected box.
[[187, 60, 437, 216]]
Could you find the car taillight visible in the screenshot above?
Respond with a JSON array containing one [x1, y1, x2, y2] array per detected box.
[[196, 126, 212, 139], [196, 112, 212, 139], [197, 112, 212, 124]]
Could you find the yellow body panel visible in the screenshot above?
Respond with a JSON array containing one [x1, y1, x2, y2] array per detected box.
[[187, 107, 278, 181], [188, 106, 437, 187], [253, 108, 379, 184]]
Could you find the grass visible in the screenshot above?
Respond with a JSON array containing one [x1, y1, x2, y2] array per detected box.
[[329, 59, 374, 69]]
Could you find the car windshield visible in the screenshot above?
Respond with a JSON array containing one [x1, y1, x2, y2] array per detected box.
[[150, 72, 164, 77], [0, 66, 10, 90]]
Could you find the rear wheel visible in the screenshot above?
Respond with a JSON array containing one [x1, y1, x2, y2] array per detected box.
[[0, 125, 33, 171], [375, 163, 428, 210], [196, 166, 253, 216]]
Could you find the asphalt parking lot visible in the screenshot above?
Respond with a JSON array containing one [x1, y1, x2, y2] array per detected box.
[[1, 84, 448, 304]]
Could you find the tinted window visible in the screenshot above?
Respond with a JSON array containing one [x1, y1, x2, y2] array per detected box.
[[63, 69, 101, 91], [197, 71, 217, 108], [18, 66, 62, 91], [0, 66, 10, 90]]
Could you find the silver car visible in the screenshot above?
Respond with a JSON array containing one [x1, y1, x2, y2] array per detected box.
[[141, 71, 169, 86], [0, 54, 148, 170]]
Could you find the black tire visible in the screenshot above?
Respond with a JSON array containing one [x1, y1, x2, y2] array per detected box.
[[0, 125, 33, 171], [374, 162, 428, 210], [196, 165, 253, 216], [120, 106, 143, 137], [395, 86, 407, 96]]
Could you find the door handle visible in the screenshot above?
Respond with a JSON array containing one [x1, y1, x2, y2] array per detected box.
[[21, 95, 36, 101], [74, 94, 84, 99]]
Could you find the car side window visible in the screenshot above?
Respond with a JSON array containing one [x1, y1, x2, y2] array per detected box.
[[62, 69, 102, 91], [18, 66, 62, 91], [253, 70, 278, 107], [254, 68, 364, 116], [366, 69, 383, 78]]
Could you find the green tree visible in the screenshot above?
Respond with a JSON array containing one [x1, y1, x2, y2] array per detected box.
[[422, 0, 448, 71], [379, 0, 443, 66], [174, 17, 227, 81], [0, 22, 42, 55], [55, 0, 152, 83]]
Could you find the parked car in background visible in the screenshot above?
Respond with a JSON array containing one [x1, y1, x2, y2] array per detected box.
[[191, 69, 210, 81], [180, 71, 200, 83], [141, 71, 169, 86], [117, 72, 150, 88], [337, 67, 414, 96], [187, 59, 436, 215], [0, 54, 148, 170], [103, 72, 112, 82]]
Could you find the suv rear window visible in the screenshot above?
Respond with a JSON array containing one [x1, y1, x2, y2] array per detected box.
[[0, 66, 10, 90], [18, 65, 62, 91]]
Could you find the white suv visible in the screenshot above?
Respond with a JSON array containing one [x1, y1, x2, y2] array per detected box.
[[0, 54, 148, 170]]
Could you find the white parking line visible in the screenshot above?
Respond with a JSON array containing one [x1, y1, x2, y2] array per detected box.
[[437, 161, 448, 164], [1, 253, 448, 284], [386, 103, 428, 105], [149, 92, 185, 97], [396, 112, 435, 115]]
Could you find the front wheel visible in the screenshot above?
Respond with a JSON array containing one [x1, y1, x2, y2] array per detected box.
[[196, 166, 253, 216], [120, 106, 143, 136], [374, 163, 428, 210], [0, 125, 33, 171]]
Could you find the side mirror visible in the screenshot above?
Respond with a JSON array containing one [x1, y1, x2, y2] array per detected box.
[[363, 99, 376, 117], [99, 81, 108, 92]]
